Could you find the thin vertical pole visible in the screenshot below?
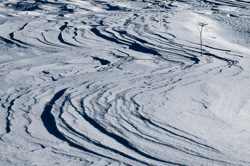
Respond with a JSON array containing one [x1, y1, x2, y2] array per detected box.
[[160, 11, 161, 27], [200, 26, 203, 56]]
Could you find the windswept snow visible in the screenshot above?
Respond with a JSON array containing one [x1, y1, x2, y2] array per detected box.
[[0, 0, 250, 165]]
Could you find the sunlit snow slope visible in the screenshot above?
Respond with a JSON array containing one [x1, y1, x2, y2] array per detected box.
[[1, 0, 250, 165]]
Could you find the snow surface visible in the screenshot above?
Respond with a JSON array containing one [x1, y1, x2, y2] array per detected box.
[[0, 0, 250, 165]]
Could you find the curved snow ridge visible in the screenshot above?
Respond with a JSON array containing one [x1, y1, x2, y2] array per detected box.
[[204, 0, 250, 8], [0, 1, 202, 68], [45, 86, 235, 165]]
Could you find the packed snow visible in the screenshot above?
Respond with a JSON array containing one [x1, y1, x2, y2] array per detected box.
[[0, 0, 250, 165]]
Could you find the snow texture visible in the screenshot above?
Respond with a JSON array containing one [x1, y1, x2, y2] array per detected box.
[[0, 0, 250, 165]]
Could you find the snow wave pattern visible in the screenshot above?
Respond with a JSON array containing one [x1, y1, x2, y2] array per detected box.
[[0, 0, 250, 165]]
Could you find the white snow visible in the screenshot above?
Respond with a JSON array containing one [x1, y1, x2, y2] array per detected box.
[[0, 0, 250, 165]]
